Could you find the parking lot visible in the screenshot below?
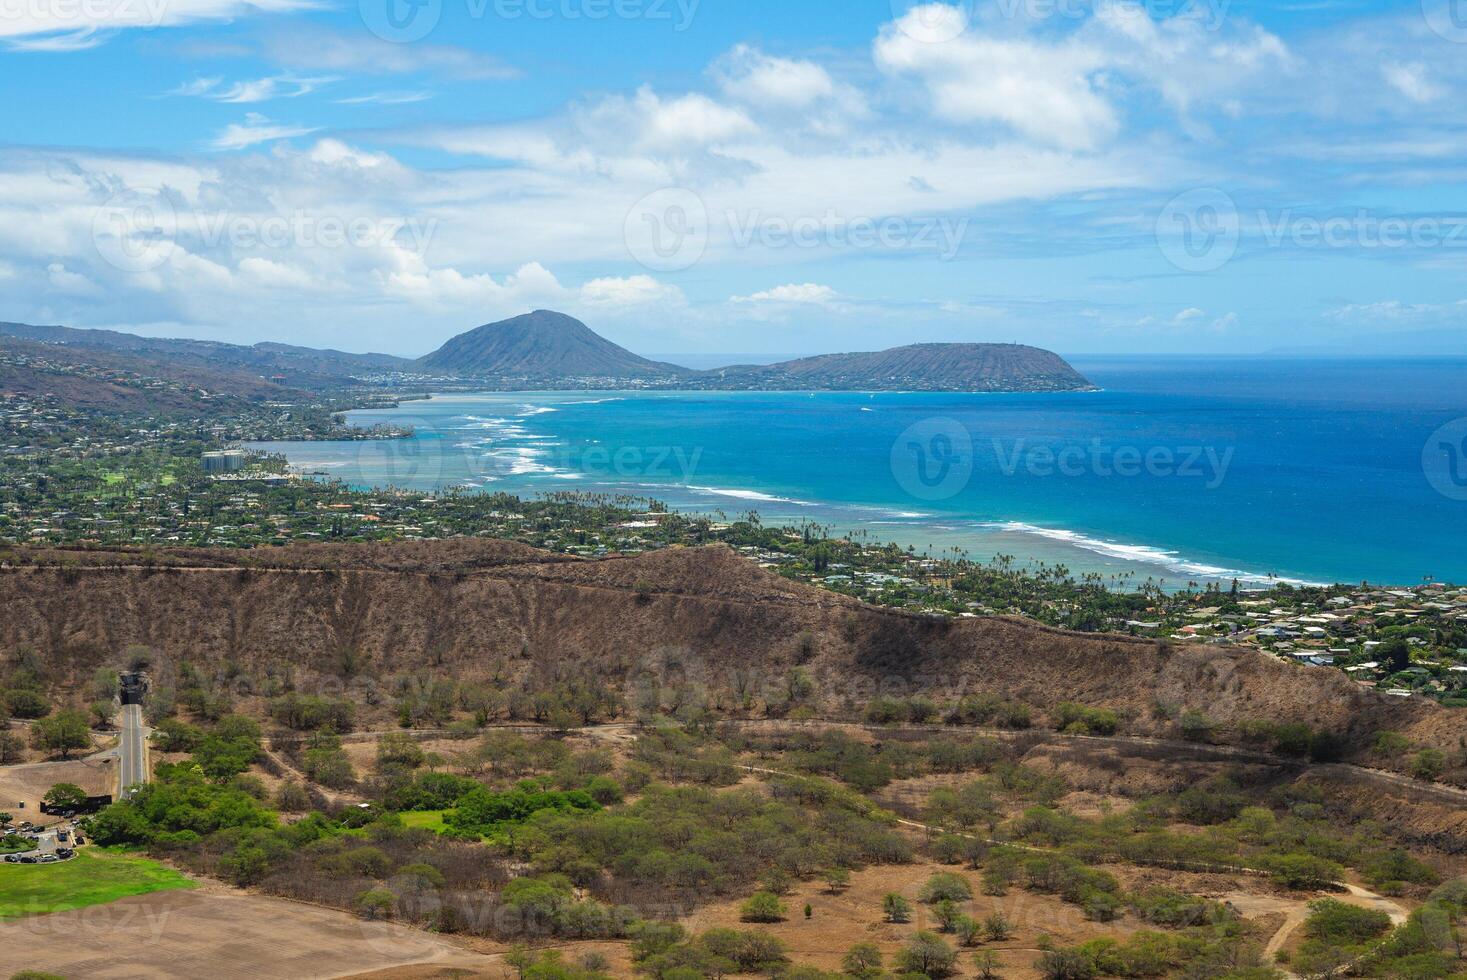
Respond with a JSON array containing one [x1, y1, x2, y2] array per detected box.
[[2, 817, 84, 866]]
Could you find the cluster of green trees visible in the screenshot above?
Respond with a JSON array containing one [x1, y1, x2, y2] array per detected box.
[[88, 763, 276, 847], [631, 922, 789, 979], [521, 782, 911, 900], [269, 693, 355, 732], [924, 772, 1443, 903], [1039, 921, 1268, 980], [444, 782, 602, 842]]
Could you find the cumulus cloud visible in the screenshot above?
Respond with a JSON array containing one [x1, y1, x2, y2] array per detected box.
[[731, 283, 839, 305], [713, 45, 837, 109], [873, 2, 1288, 150], [876, 7, 1116, 151], [579, 275, 685, 308]]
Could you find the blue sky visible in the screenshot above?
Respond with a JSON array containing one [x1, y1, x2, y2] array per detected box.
[[3, 0, 1467, 356]]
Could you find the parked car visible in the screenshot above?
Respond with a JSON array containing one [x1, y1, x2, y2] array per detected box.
[[38, 854, 60, 864], [17, 855, 38, 864], [55, 848, 74, 859], [2, 854, 20, 863]]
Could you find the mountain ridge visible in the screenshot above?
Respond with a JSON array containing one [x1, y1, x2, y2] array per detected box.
[[415, 309, 690, 379], [1, 312, 1095, 393], [415, 310, 1095, 392]]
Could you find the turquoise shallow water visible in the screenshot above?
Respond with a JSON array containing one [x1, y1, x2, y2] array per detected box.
[[250, 356, 1467, 588]]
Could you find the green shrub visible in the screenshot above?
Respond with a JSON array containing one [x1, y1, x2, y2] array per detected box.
[[1052, 703, 1119, 736], [355, 887, 396, 920], [1410, 750, 1447, 782], [883, 893, 912, 923], [739, 891, 786, 923], [895, 932, 957, 978], [919, 872, 973, 904], [1304, 898, 1393, 945]]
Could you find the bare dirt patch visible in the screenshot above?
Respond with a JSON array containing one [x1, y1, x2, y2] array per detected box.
[[0, 888, 499, 980], [0, 756, 114, 817]]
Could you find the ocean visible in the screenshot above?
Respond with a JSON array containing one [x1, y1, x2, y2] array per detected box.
[[249, 356, 1467, 588]]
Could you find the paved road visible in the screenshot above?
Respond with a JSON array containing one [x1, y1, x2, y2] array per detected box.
[[116, 703, 149, 798]]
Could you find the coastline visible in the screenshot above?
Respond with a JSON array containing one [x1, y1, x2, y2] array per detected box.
[[250, 387, 1358, 591]]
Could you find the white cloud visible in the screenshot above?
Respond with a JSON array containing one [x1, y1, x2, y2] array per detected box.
[[307, 138, 393, 168], [379, 260, 568, 311], [1172, 307, 1204, 324], [713, 45, 837, 109], [732, 283, 838, 305], [875, 7, 1117, 151], [46, 262, 99, 295], [238, 257, 316, 289], [579, 275, 685, 308], [1381, 62, 1443, 104], [173, 74, 335, 103], [873, 2, 1288, 150], [625, 87, 758, 149], [0, 0, 320, 43], [336, 92, 432, 106], [1325, 300, 1467, 322], [212, 113, 318, 150]]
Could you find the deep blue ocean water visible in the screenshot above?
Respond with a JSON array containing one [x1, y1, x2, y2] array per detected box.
[[251, 356, 1467, 588]]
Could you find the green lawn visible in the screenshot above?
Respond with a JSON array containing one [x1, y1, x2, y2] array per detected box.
[[0, 850, 195, 920], [400, 810, 449, 833]]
